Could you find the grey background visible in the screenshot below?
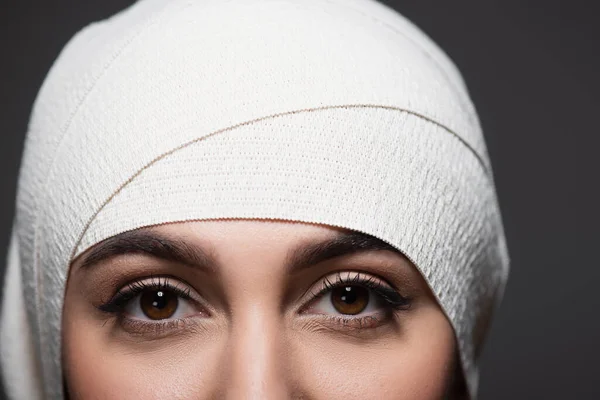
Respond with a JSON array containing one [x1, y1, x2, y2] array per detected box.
[[0, 0, 593, 399]]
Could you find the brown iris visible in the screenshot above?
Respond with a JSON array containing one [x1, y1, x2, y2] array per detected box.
[[139, 289, 178, 320], [331, 285, 369, 315]]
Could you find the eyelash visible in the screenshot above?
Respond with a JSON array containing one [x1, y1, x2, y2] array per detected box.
[[98, 275, 193, 314], [97, 272, 412, 336]]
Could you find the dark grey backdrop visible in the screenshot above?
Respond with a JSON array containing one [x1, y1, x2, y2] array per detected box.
[[0, 1, 593, 399]]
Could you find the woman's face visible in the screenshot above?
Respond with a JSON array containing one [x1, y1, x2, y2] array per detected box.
[[63, 220, 457, 399]]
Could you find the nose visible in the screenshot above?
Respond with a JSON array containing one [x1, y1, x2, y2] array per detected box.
[[224, 305, 290, 400]]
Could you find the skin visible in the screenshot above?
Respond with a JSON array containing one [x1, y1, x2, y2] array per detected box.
[[62, 219, 460, 399]]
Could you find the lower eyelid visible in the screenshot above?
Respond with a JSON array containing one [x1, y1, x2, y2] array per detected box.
[[299, 312, 393, 335], [118, 316, 202, 338]]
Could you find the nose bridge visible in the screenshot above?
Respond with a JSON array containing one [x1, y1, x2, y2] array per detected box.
[[225, 303, 289, 400]]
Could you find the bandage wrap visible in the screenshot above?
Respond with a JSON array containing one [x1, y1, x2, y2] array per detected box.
[[1, 1, 509, 398]]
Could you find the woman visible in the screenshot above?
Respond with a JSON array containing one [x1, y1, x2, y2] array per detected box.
[[0, 0, 509, 398]]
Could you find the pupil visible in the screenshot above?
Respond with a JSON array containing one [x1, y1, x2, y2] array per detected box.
[[331, 285, 369, 315], [340, 287, 357, 304], [152, 291, 167, 309], [140, 289, 178, 320]]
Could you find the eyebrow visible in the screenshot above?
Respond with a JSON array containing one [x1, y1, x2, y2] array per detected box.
[[78, 227, 401, 273], [78, 230, 217, 272], [284, 230, 400, 272]]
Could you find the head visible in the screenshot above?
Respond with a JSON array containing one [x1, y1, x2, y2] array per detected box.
[[1, 0, 509, 399]]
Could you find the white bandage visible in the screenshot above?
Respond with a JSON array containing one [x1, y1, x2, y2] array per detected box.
[[1, 1, 509, 398]]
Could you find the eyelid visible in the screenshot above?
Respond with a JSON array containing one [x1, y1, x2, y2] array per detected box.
[[309, 271, 390, 295]]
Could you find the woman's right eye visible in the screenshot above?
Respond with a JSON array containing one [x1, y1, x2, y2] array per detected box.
[[98, 276, 207, 325], [123, 287, 198, 321]]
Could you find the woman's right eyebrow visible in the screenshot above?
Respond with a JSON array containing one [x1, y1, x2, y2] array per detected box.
[[77, 229, 217, 273]]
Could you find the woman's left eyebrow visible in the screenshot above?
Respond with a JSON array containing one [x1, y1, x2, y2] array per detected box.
[[284, 231, 402, 273]]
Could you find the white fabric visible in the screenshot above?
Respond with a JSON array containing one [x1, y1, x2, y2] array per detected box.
[[0, 0, 510, 398]]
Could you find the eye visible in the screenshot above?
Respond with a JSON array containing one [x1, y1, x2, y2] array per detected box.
[[124, 287, 196, 321], [98, 276, 205, 323], [310, 284, 386, 316], [302, 271, 411, 319]]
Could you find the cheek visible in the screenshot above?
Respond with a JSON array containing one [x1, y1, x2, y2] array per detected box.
[[63, 318, 455, 400], [62, 294, 225, 400], [63, 326, 455, 400], [292, 317, 456, 399], [63, 326, 225, 400]]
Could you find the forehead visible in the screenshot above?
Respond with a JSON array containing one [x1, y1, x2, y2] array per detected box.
[[151, 219, 348, 245]]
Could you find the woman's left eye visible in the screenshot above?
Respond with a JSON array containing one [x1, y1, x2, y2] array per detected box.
[[124, 288, 197, 321], [309, 284, 386, 316], [301, 272, 411, 325]]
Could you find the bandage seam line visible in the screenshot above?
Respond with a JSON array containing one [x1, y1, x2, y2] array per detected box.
[[68, 102, 491, 264], [321, 0, 477, 123]]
